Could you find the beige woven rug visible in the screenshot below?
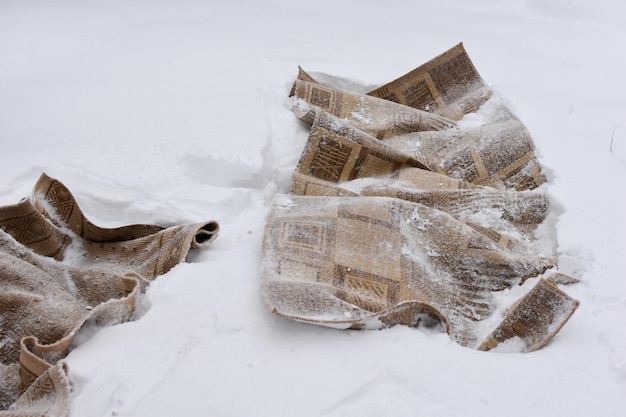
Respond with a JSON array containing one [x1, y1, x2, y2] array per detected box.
[[262, 43, 579, 353], [0, 173, 218, 416]]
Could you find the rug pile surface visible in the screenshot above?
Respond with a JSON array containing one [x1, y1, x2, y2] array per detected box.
[[262, 43, 579, 352], [0, 174, 218, 416]]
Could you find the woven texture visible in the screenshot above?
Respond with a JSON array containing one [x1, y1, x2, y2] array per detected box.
[[367, 43, 492, 120], [262, 43, 579, 353], [0, 174, 219, 416]]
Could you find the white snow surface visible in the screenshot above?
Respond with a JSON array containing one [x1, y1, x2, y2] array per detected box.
[[1, 1, 625, 416]]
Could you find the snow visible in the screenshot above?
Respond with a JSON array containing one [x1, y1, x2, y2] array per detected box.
[[1, 0, 625, 416]]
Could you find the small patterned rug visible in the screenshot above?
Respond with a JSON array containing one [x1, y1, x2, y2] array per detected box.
[[262, 43, 579, 354], [0, 173, 218, 416]]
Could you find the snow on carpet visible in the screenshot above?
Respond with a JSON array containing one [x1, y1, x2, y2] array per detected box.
[[1, 1, 625, 416]]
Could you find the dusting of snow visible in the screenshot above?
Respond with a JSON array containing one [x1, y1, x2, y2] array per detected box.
[[489, 336, 527, 353], [1, 1, 625, 416]]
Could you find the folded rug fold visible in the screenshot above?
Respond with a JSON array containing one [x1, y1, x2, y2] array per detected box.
[[262, 43, 579, 353], [0, 174, 219, 415]]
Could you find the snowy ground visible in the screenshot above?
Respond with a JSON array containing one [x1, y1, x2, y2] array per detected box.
[[1, 1, 625, 416]]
